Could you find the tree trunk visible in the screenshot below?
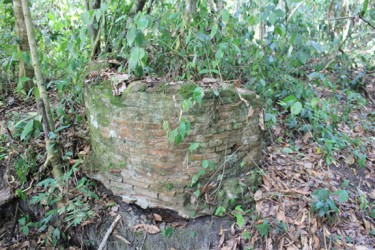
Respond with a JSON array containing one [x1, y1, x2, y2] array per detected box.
[[130, 0, 147, 14], [215, 0, 223, 13], [89, 0, 101, 59], [21, 0, 63, 182], [185, 0, 197, 24], [12, 0, 34, 92]]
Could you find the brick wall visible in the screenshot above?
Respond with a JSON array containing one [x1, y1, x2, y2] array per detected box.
[[84, 80, 262, 217]]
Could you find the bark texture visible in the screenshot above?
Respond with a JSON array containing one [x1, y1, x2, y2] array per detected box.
[[12, 0, 34, 91]]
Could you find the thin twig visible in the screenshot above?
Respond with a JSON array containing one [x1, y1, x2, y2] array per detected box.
[[287, 2, 304, 23], [359, 16, 375, 31], [98, 214, 122, 250], [139, 232, 147, 250]]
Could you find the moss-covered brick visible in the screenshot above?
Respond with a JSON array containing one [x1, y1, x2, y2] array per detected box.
[[83, 77, 263, 218]]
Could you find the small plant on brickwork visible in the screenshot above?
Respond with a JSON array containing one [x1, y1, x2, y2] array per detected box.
[[163, 86, 204, 145]]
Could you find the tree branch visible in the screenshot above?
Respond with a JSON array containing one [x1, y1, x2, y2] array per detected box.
[[287, 2, 304, 23], [360, 16, 375, 31]]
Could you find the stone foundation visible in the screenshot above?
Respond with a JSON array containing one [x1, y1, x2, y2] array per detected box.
[[84, 79, 262, 218]]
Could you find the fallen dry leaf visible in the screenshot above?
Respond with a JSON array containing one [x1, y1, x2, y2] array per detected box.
[[345, 154, 356, 165], [152, 213, 162, 222], [254, 189, 263, 201], [202, 78, 218, 83], [247, 106, 254, 122], [114, 234, 131, 245], [171, 221, 188, 228], [276, 210, 286, 222], [368, 189, 375, 199], [259, 110, 265, 131], [133, 224, 160, 234]]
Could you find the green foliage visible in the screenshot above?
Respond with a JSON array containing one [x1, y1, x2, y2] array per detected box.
[[255, 219, 270, 237], [311, 188, 349, 220], [232, 205, 246, 229], [12, 112, 43, 141], [215, 206, 226, 217], [18, 216, 33, 236], [28, 162, 98, 246], [161, 226, 174, 238]]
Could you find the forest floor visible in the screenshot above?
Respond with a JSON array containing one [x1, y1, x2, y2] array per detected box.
[[0, 72, 374, 249]]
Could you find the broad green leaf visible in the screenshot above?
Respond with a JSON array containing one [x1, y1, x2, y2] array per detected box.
[[310, 97, 319, 108], [268, 13, 277, 24], [193, 87, 204, 104], [311, 41, 322, 53], [233, 212, 245, 228], [129, 47, 145, 71], [291, 101, 303, 115], [189, 143, 199, 152], [198, 69, 210, 74], [55, 125, 70, 133], [115, 15, 127, 23], [127, 28, 136, 46], [191, 174, 199, 185], [18, 217, 26, 225], [215, 50, 224, 59], [94, 9, 102, 22], [194, 189, 200, 198], [22, 226, 29, 236], [215, 206, 226, 216], [202, 160, 209, 169], [137, 14, 149, 31], [247, 16, 256, 26], [175, 134, 182, 144], [48, 132, 56, 140], [221, 10, 230, 24], [210, 24, 218, 39], [17, 76, 31, 92], [81, 11, 90, 25], [327, 199, 338, 212], [283, 95, 297, 104], [182, 100, 191, 112], [185, 120, 190, 134], [360, 0, 369, 17], [255, 219, 269, 237], [274, 25, 285, 36], [334, 190, 349, 203], [20, 120, 34, 140], [79, 27, 87, 50], [179, 121, 186, 138]]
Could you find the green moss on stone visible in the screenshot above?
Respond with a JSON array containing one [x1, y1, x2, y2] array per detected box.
[[97, 113, 110, 127]]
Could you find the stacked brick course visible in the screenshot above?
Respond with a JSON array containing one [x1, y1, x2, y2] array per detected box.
[[84, 80, 262, 217]]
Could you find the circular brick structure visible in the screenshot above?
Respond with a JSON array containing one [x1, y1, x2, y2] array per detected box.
[[84, 79, 262, 217]]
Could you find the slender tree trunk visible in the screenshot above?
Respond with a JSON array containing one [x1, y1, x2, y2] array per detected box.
[[185, 0, 197, 24], [89, 0, 101, 59], [328, 0, 335, 37], [146, 0, 154, 14], [233, 0, 242, 18], [21, 0, 63, 181], [130, 0, 147, 14], [254, 0, 263, 40], [215, 0, 223, 13], [12, 0, 34, 92]]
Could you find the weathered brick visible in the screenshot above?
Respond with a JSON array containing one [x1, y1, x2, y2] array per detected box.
[[84, 80, 262, 218]]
